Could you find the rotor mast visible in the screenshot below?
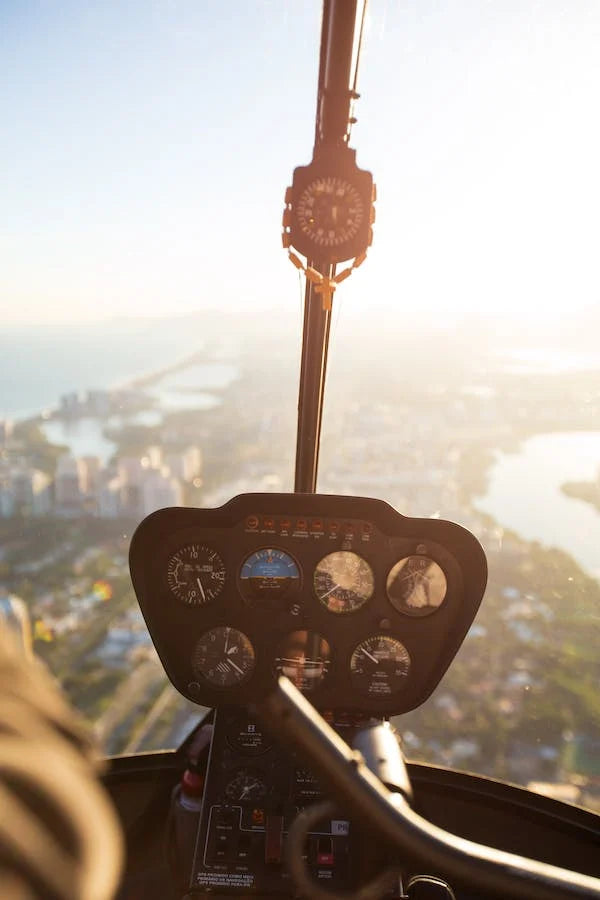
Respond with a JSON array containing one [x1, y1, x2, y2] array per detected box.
[[293, 0, 367, 494]]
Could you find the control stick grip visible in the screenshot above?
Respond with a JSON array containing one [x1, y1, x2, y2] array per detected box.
[[352, 724, 412, 802]]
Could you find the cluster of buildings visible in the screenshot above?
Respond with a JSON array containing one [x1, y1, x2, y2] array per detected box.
[[0, 418, 202, 520], [92, 444, 201, 519]]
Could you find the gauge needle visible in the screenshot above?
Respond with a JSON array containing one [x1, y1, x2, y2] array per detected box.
[[240, 782, 258, 799], [361, 648, 379, 664], [320, 583, 341, 599], [196, 578, 206, 602], [227, 658, 244, 676]]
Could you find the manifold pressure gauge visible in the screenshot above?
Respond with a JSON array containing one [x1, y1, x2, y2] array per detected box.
[[283, 147, 374, 264]]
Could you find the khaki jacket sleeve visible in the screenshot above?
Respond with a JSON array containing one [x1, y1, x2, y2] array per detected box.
[[0, 628, 123, 900]]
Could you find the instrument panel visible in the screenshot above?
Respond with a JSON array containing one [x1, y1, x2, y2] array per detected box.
[[129, 493, 487, 714]]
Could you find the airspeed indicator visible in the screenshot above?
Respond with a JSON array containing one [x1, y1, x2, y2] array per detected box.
[[167, 545, 225, 606]]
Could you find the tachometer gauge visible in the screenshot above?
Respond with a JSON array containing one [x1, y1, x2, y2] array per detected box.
[[350, 636, 411, 698], [274, 630, 331, 693], [224, 768, 267, 804], [386, 556, 447, 617], [192, 627, 255, 688], [167, 545, 225, 606], [314, 551, 374, 613], [239, 548, 300, 606]]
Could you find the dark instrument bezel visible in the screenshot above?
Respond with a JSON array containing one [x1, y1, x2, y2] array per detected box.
[[129, 493, 487, 715]]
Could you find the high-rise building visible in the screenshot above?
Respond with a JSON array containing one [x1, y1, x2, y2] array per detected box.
[[140, 467, 183, 517], [97, 476, 123, 519], [54, 454, 83, 511], [0, 420, 13, 445], [0, 467, 52, 517], [164, 446, 202, 482], [117, 457, 144, 487], [80, 456, 102, 495]]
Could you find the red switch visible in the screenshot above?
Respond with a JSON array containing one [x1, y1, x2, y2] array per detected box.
[[264, 814, 284, 864], [316, 836, 334, 866]]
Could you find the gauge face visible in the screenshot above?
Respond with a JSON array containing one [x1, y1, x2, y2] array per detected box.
[[239, 548, 300, 606], [192, 627, 255, 688], [296, 176, 364, 249], [167, 544, 225, 606], [274, 630, 331, 693], [350, 636, 411, 698], [386, 556, 447, 617], [314, 551, 374, 613], [224, 711, 271, 755], [224, 768, 267, 804]]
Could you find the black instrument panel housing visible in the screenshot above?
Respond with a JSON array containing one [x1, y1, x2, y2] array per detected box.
[[129, 493, 487, 715]]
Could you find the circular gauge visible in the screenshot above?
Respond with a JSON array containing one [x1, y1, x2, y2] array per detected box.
[[239, 548, 300, 606], [314, 551, 374, 614], [293, 767, 321, 801], [386, 556, 447, 617], [192, 627, 255, 688], [224, 768, 268, 804], [167, 545, 225, 606], [350, 636, 411, 698], [296, 176, 365, 249], [224, 711, 272, 755], [274, 630, 331, 693]]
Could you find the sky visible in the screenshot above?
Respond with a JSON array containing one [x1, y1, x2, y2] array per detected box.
[[1, 0, 600, 327]]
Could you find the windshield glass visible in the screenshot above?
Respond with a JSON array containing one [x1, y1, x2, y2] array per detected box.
[[2, 1, 599, 813]]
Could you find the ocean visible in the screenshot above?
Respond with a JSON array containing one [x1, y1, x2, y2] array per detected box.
[[0, 319, 207, 420]]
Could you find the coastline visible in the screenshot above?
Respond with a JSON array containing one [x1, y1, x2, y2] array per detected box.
[[4, 352, 238, 475]]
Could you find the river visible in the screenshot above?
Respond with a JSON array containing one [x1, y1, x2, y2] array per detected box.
[[477, 432, 600, 579]]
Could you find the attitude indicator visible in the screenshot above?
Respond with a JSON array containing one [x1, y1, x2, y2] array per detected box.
[[239, 548, 300, 606]]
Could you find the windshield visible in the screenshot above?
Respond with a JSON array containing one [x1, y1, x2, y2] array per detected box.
[[2, 1, 599, 813]]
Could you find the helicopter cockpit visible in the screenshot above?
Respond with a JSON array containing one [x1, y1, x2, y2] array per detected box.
[[3, 0, 600, 898]]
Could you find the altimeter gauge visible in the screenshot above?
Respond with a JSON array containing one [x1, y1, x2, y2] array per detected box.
[[314, 551, 374, 613], [350, 636, 411, 698], [386, 556, 447, 617], [192, 627, 255, 688], [167, 544, 226, 606]]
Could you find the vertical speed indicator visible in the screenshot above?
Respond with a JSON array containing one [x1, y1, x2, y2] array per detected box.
[[167, 545, 226, 606]]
